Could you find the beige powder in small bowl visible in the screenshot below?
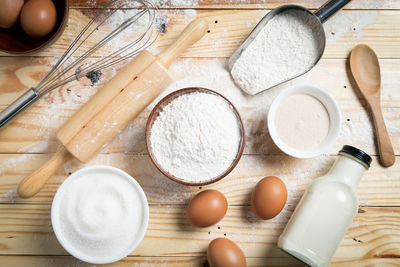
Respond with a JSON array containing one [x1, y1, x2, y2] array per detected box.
[[275, 94, 330, 150], [269, 84, 341, 158]]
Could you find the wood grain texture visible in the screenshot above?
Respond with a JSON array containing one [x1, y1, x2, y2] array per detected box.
[[69, 0, 400, 10], [1, 58, 400, 155], [0, 10, 398, 58], [1, 154, 399, 206], [2, 256, 400, 267], [1, 0, 399, 265], [0, 204, 398, 259], [2, 58, 400, 106], [2, 105, 398, 155], [0, 255, 308, 267]]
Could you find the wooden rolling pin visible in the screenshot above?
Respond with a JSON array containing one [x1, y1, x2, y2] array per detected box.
[[17, 18, 209, 198]]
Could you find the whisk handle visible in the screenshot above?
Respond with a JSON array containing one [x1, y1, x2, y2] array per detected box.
[[0, 88, 39, 129], [157, 18, 209, 68]]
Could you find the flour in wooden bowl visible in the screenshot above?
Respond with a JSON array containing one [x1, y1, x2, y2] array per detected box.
[[149, 91, 242, 183]]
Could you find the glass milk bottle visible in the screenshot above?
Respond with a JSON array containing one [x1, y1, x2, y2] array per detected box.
[[278, 145, 372, 267]]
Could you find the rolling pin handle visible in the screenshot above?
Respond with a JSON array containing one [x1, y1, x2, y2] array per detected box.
[[157, 18, 209, 68], [17, 145, 72, 198]]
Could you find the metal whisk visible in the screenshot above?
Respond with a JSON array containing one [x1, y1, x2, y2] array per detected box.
[[0, 0, 160, 128]]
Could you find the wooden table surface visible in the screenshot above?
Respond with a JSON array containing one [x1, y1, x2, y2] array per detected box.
[[1, 0, 400, 266]]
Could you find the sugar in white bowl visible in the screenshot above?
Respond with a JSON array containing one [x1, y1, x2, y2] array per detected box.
[[51, 166, 149, 264]]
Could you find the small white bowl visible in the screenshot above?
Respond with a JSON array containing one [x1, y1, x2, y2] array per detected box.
[[268, 84, 341, 158], [51, 165, 149, 264]]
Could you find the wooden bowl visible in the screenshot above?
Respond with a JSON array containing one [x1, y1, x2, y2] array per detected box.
[[145, 87, 246, 186], [0, 0, 69, 54]]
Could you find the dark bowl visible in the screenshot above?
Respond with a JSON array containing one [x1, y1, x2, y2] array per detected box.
[[0, 0, 69, 54], [145, 87, 246, 186]]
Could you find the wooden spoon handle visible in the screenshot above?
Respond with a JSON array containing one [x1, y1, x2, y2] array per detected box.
[[370, 106, 395, 167], [17, 145, 72, 198]]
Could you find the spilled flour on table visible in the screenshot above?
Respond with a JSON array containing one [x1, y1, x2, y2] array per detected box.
[[0, 141, 53, 202], [102, 8, 197, 56], [0, 144, 47, 174], [17, 141, 50, 154], [0, 153, 39, 202], [85, 0, 97, 7], [157, 0, 199, 7], [324, 11, 378, 45], [340, 107, 400, 153], [0, 189, 18, 203], [341, 116, 375, 151]]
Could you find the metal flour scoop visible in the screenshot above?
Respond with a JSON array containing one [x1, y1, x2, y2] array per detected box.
[[229, 0, 351, 95]]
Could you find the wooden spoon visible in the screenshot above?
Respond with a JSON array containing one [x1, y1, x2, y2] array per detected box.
[[350, 44, 395, 167]]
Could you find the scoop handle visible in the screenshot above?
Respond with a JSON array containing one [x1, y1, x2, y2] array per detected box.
[[314, 0, 351, 23], [157, 18, 209, 68], [17, 145, 72, 198]]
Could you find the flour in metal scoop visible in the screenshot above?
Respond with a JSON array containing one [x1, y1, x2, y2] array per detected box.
[[231, 9, 323, 95], [150, 92, 241, 182]]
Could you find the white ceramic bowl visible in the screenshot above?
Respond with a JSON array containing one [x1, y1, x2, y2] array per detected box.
[[268, 84, 341, 158], [51, 165, 149, 264]]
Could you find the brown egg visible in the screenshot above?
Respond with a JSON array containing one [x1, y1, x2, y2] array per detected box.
[[186, 190, 227, 227], [207, 238, 247, 267], [0, 0, 24, 28], [251, 176, 287, 220], [20, 0, 57, 37]]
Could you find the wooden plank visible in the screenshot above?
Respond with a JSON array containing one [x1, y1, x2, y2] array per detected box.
[[0, 96, 398, 156], [332, 258, 400, 267], [2, 58, 400, 107], [1, 57, 399, 155], [1, 255, 399, 267], [0, 255, 307, 266], [70, 0, 400, 10], [0, 204, 398, 259], [1, 154, 399, 206], [0, 10, 398, 58]]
